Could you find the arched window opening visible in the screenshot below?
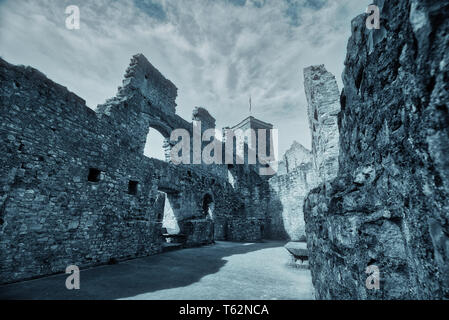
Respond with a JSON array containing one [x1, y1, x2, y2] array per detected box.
[[144, 129, 169, 161]]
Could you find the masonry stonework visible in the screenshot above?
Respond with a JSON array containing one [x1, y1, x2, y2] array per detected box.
[[304, 0, 449, 299], [267, 65, 341, 242], [0, 54, 272, 284], [304, 65, 340, 184], [268, 142, 318, 240]]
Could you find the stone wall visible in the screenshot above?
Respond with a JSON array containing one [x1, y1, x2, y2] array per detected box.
[[0, 54, 271, 284], [282, 141, 313, 174], [304, 65, 340, 184], [304, 0, 449, 299], [268, 142, 318, 240], [266, 64, 340, 242], [221, 164, 270, 240]]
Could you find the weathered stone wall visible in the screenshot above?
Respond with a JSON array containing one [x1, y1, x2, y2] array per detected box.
[[220, 164, 270, 240], [304, 0, 449, 299], [283, 141, 313, 174], [268, 142, 318, 240], [266, 64, 341, 242], [224, 217, 264, 242], [304, 65, 340, 184], [0, 54, 271, 284], [265, 66, 339, 241]]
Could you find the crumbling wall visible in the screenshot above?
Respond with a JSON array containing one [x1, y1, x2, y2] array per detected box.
[[268, 142, 318, 240], [304, 0, 449, 299], [304, 65, 340, 184], [266, 65, 340, 242], [283, 141, 313, 174], [0, 54, 270, 284], [216, 164, 270, 241]]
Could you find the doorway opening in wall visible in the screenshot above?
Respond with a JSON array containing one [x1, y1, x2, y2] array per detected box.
[[228, 165, 236, 188], [228, 170, 236, 188], [156, 191, 187, 250], [202, 193, 214, 219], [156, 191, 180, 235], [144, 129, 168, 161]]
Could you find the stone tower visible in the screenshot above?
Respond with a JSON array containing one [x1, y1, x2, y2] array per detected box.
[[229, 116, 274, 169]]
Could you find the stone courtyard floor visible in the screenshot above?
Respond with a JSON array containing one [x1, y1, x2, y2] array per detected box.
[[0, 241, 315, 300]]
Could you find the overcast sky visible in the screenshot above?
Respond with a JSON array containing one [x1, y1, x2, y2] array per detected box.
[[0, 0, 370, 159]]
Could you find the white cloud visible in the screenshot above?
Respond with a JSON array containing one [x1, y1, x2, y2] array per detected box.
[[0, 0, 371, 157]]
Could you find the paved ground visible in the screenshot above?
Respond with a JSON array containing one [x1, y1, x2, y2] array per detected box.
[[0, 241, 315, 300]]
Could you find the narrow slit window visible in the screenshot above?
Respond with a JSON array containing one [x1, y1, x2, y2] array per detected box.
[[128, 180, 139, 195], [88, 168, 101, 182]]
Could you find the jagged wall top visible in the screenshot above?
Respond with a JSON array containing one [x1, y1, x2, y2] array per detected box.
[[303, 65, 340, 121], [303, 64, 340, 183], [284, 141, 313, 170], [117, 54, 178, 114], [192, 107, 216, 130]]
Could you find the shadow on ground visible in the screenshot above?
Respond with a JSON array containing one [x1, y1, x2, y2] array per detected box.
[[0, 241, 291, 300]]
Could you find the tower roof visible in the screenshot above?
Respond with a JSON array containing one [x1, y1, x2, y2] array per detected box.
[[230, 116, 273, 130]]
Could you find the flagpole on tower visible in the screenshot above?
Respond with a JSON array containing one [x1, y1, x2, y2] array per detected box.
[[249, 95, 252, 117]]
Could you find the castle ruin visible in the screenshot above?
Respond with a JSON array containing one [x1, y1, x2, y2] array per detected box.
[[0, 47, 340, 284], [0, 54, 276, 284], [1, 0, 448, 301]]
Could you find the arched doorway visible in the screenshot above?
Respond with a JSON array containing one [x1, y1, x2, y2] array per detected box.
[[155, 191, 180, 235], [202, 193, 214, 219]]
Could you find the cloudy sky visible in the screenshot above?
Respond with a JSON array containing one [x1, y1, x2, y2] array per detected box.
[[0, 0, 370, 159]]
